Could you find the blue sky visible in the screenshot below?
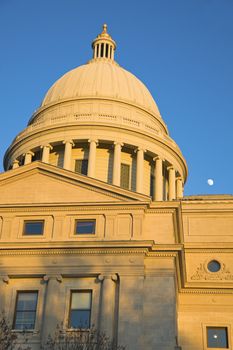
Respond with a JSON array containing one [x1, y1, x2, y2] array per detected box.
[[0, 0, 233, 195]]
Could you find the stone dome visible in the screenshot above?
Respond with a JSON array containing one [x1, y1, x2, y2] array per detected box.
[[4, 24, 187, 200], [41, 60, 160, 117]]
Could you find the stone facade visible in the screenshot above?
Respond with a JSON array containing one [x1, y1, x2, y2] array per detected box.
[[0, 25, 233, 350]]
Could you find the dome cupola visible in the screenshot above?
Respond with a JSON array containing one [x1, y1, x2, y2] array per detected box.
[[3, 25, 187, 201], [92, 24, 116, 60]]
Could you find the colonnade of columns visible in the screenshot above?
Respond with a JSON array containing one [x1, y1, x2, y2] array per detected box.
[[11, 139, 184, 200]]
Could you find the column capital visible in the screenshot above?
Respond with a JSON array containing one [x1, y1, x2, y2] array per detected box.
[[43, 274, 62, 283], [40, 144, 53, 150], [176, 176, 183, 182], [98, 274, 105, 282], [97, 274, 118, 282], [23, 151, 35, 157], [134, 147, 147, 153], [63, 139, 74, 146], [0, 275, 10, 284], [88, 139, 98, 145], [167, 165, 175, 171], [113, 141, 124, 147], [153, 155, 164, 162]]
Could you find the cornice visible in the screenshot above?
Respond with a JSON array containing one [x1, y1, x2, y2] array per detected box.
[[0, 203, 149, 213], [179, 288, 233, 294], [0, 248, 149, 256]]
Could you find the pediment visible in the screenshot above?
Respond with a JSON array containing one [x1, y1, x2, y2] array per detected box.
[[0, 162, 149, 205]]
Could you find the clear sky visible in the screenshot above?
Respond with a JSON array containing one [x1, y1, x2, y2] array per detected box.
[[0, 0, 233, 196]]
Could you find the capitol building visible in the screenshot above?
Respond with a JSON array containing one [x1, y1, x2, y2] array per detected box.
[[0, 25, 233, 350]]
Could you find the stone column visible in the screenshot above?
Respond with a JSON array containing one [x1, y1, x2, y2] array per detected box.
[[168, 166, 176, 200], [63, 140, 74, 170], [136, 148, 145, 193], [41, 144, 53, 164], [112, 142, 123, 186], [154, 156, 163, 201], [0, 275, 9, 313], [87, 139, 98, 177], [98, 274, 118, 340], [176, 177, 183, 198], [42, 274, 62, 341], [12, 159, 19, 169], [24, 151, 34, 165]]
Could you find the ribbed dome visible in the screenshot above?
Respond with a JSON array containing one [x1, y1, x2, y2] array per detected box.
[[41, 60, 160, 116]]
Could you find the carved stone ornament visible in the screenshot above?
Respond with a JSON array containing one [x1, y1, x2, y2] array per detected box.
[[1, 275, 10, 284], [191, 262, 233, 281], [43, 274, 63, 283]]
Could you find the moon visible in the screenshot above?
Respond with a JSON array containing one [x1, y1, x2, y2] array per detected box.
[[207, 179, 214, 186]]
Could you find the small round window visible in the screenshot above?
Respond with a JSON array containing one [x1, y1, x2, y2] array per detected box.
[[207, 260, 221, 273]]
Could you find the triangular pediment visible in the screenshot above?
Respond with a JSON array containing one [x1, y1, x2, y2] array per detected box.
[[0, 162, 150, 205]]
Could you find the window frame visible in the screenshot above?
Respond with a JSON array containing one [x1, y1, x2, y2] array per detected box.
[[203, 324, 231, 350], [23, 220, 44, 236], [74, 219, 96, 235], [68, 290, 92, 330], [13, 291, 38, 331]]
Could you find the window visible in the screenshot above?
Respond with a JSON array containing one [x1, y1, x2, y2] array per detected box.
[[150, 173, 155, 197], [23, 221, 44, 235], [75, 220, 96, 235], [75, 159, 88, 175], [13, 292, 38, 330], [69, 291, 92, 329], [120, 163, 130, 189], [207, 327, 229, 348], [207, 260, 221, 273]]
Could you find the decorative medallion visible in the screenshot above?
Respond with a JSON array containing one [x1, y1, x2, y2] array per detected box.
[[191, 259, 233, 281]]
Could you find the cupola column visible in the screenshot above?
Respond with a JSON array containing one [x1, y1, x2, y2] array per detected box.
[[113, 142, 123, 186], [24, 151, 34, 165], [154, 156, 163, 201], [88, 139, 98, 177], [63, 140, 74, 170], [41, 144, 53, 164], [12, 159, 19, 169], [136, 148, 145, 194], [98, 274, 118, 339], [168, 166, 176, 200], [176, 177, 183, 198]]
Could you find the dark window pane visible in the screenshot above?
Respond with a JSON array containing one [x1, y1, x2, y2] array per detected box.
[[150, 174, 154, 197], [120, 163, 130, 189], [14, 311, 36, 330], [207, 327, 228, 348], [24, 221, 44, 235], [69, 291, 92, 329], [14, 292, 38, 330], [75, 159, 88, 175], [75, 220, 95, 234], [70, 310, 91, 329]]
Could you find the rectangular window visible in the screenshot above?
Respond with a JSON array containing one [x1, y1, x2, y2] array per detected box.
[[120, 163, 130, 189], [75, 220, 96, 235], [69, 291, 92, 329], [207, 327, 229, 348], [23, 221, 44, 235], [13, 291, 38, 330], [75, 159, 88, 175]]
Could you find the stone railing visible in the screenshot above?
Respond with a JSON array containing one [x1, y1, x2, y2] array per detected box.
[[14, 113, 178, 150]]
